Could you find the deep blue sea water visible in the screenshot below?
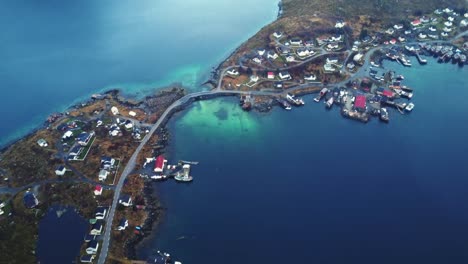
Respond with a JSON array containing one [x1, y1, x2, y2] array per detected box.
[[0, 0, 278, 147], [137, 60, 468, 264], [37, 206, 88, 263]]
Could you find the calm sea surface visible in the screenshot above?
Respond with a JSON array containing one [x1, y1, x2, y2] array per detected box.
[[0, 0, 278, 147], [138, 60, 468, 264]]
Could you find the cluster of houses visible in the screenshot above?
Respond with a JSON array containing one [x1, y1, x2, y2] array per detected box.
[[63, 128, 95, 161], [80, 195, 132, 263], [382, 8, 467, 44], [98, 156, 117, 182]]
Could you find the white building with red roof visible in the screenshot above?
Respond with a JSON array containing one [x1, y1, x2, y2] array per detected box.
[[154, 155, 167, 173], [94, 185, 103, 196]]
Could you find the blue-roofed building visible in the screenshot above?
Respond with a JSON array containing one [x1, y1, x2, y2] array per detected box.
[[23, 192, 39, 209], [118, 195, 132, 207], [55, 165, 66, 176], [86, 240, 99, 255], [80, 254, 95, 263], [77, 131, 94, 146], [117, 218, 129, 231]]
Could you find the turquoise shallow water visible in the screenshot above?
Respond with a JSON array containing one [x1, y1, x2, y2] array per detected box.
[[0, 0, 278, 147], [138, 60, 468, 263]]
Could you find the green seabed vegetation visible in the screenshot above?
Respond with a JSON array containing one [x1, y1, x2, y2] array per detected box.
[[175, 99, 261, 144]]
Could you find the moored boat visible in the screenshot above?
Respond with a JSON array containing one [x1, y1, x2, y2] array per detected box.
[[405, 102, 415, 112], [325, 97, 334, 108], [380, 108, 389, 122], [314, 88, 329, 102]]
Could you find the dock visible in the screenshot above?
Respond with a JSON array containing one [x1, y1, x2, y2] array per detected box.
[[414, 52, 427, 64]]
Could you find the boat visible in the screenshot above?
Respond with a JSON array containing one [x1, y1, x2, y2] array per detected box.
[[286, 93, 305, 106], [380, 108, 389, 122], [150, 175, 167, 180], [405, 102, 415, 112], [460, 54, 466, 65], [277, 98, 292, 110], [179, 160, 199, 165], [396, 74, 404, 80], [174, 164, 193, 182], [399, 55, 412, 67], [314, 88, 329, 102], [325, 97, 334, 108], [370, 61, 380, 67]]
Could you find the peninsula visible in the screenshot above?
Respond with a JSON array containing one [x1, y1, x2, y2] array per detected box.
[[0, 0, 467, 263]]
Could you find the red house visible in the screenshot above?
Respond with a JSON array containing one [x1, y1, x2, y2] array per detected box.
[[354, 95, 367, 110], [94, 185, 103, 196], [154, 155, 167, 173]]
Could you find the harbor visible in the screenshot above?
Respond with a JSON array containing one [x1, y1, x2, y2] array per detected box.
[[141, 156, 197, 183]]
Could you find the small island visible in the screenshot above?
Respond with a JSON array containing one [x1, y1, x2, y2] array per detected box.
[[0, 0, 467, 263]]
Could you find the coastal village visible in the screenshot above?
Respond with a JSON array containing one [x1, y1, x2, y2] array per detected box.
[[218, 7, 467, 123], [0, 2, 467, 264]]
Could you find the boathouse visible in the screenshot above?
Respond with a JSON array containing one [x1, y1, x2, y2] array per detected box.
[[354, 95, 367, 112], [154, 155, 167, 173]]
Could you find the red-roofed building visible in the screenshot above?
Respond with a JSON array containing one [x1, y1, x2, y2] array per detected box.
[[382, 90, 394, 98], [411, 19, 421, 27], [267, 72, 275, 79], [154, 155, 167, 173], [354, 95, 367, 110], [94, 185, 103, 196]]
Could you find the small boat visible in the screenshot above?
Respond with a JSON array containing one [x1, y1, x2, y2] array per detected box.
[[325, 97, 334, 108], [396, 75, 404, 80], [277, 98, 292, 110], [179, 160, 199, 165], [314, 88, 329, 102], [460, 54, 466, 65], [150, 175, 167, 180], [405, 102, 415, 112], [399, 55, 412, 67], [380, 108, 389, 122], [174, 174, 193, 182], [286, 93, 305, 106]]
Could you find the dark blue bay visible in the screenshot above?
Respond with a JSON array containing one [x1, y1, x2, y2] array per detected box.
[[138, 61, 468, 264], [37, 206, 88, 263]]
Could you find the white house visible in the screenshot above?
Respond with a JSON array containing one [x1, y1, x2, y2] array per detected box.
[[443, 8, 453, 13], [429, 26, 437, 32], [101, 156, 115, 170], [385, 28, 395, 35], [335, 21, 345, 28], [460, 19, 468, 27], [257, 48, 266, 56], [111, 106, 119, 115], [90, 222, 103, 236], [323, 63, 335, 72], [117, 218, 129, 231], [86, 241, 99, 255], [304, 74, 317, 81], [226, 68, 239, 75], [95, 207, 107, 220], [119, 195, 132, 207], [326, 57, 339, 64], [55, 166, 66, 176], [273, 31, 283, 38], [289, 38, 302, 46], [252, 57, 262, 64], [124, 120, 133, 129], [418, 32, 427, 39], [448, 16, 454, 22], [98, 170, 109, 181], [80, 255, 95, 263], [444, 21, 453, 27], [62, 130, 73, 140], [398, 36, 406, 42], [393, 24, 404, 30], [279, 71, 291, 80], [37, 139, 48, 147], [250, 75, 259, 83], [353, 53, 364, 63], [443, 27, 452, 32], [129, 111, 137, 117], [404, 30, 412, 35], [267, 51, 279, 60], [286, 56, 295, 62], [331, 35, 342, 42]]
